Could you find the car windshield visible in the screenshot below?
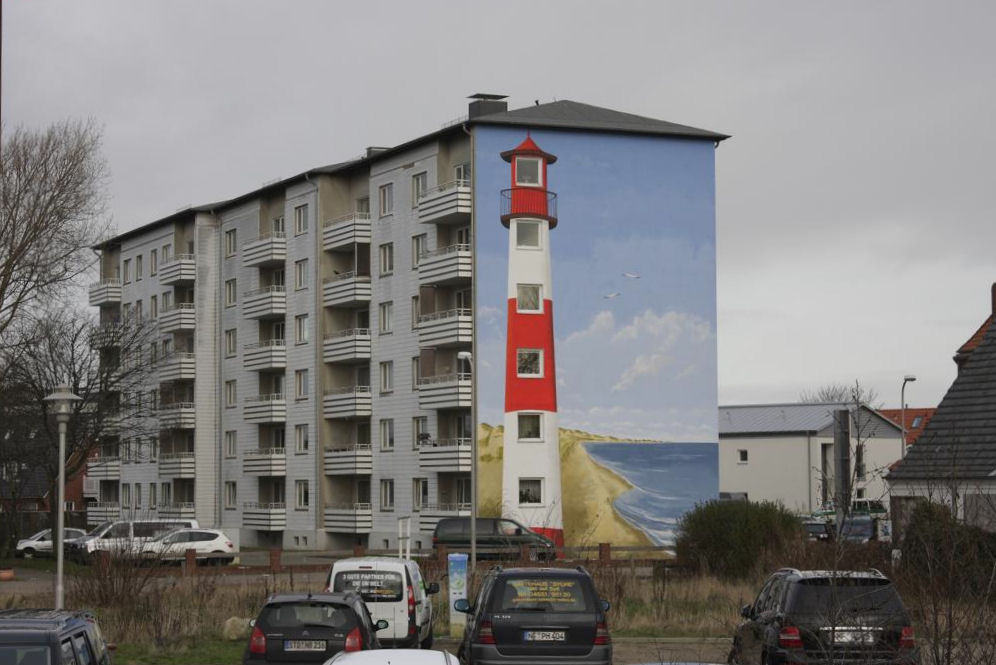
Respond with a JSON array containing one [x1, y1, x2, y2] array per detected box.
[[27, 529, 50, 541], [0, 646, 51, 665], [495, 577, 593, 612], [87, 522, 112, 536], [150, 528, 183, 543], [788, 578, 906, 616], [260, 602, 357, 630], [333, 570, 403, 602]]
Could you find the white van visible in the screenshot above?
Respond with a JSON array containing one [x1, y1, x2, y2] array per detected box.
[[325, 557, 439, 648], [69, 519, 200, 561]]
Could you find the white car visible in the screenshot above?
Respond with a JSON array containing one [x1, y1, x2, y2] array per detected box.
[[324, 650, 459, 665], [140, 527, 237, 565], [16, 528, 87, 558]]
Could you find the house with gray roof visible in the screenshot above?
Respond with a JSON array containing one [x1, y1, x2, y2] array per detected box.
[[719, 402, 902, 514]]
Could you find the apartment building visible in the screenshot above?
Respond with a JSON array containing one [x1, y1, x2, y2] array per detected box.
[[87, 95, 725, 549]]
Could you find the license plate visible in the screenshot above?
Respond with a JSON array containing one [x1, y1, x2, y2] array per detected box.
[[284, 640, 326, 651], [524, 631, 566, 641], [833, 630, 875, 645]]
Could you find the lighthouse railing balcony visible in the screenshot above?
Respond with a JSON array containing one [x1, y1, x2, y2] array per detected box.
[[500, 188, 558, 227]]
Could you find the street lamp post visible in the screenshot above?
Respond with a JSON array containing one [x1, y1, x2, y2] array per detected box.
[[44, 384, 81, 610], [456, 350, 476, 571], [900, 375, 916, 458]]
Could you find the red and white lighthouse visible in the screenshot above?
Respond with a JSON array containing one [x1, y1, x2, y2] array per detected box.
[[500, 135, 564, 548]]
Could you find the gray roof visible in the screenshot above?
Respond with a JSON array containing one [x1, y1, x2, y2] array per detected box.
[[889, 307, 996, 481], [473, 100, 730, 141], [720, 403, 900, 438]]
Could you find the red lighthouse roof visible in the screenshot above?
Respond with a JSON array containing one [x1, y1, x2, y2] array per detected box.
[[500, 135, 557, 164]]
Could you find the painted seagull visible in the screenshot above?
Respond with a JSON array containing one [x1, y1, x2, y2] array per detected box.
[[603, 292, 622, 299], [622, 272, 641, 279]]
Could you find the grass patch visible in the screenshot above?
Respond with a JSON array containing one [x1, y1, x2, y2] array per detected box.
[[113, 639, 243, 665]]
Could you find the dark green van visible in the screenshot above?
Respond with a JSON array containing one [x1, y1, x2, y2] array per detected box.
[[432, 517, 555, 561]]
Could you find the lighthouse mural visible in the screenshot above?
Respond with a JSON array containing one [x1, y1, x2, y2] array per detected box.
[[499, 136, 564, 548]]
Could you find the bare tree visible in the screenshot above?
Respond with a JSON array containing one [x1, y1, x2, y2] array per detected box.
[[0, 119, 110, 338], [800, 381, 881, 408]]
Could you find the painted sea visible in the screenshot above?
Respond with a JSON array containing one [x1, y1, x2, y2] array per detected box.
[[583, 442, 719, 547]]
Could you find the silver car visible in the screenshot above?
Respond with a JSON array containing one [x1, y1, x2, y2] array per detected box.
[[16, 528, 87, 558]]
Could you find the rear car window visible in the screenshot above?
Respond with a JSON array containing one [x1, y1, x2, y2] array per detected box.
[[0, 646, 51, 665], [333, 570, 404, 602], [787, 578, 906, 616], [435, 520, 464, 536], [496, 577, 593, 612], [261, 602, 357, 629]]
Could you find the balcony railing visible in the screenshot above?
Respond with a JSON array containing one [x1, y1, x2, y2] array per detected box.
[[87, 502, 121, 525], [323, 502, 373, 533], [417, 308, 473, 347], [322, 328, 371, 363], [89, 321, 123, 348], [322, 272, 371, 308], [158, 303, 196, 333], [417, 179, 472, 225], [418, 502, 472, 532], [243, 339, 287, 371], [322, 386, 372, 419], [323, 212, 372, 251], [418, 438, 472, 472], [417, 373, 472, 410], [500, 188, 558, 227], [244, 447, 287, 476], [243, 285, 287, 319], [158, 352, 196, 381], [158, 451, 196, 478], [159, 254, 196, 284], [243, 502, 286, 530], [88, 278, 122, 306], [242, 232, 287, 267], [159, 502, 197, 519], [158, 402, 196, 429], [243, 394, 287, 423], [86, 456, 121, 480], [323, 444, 373, 475]]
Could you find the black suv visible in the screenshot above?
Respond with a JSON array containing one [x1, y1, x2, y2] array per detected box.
[[0, 609, 113, 665], [433, 517, 556, 561], [731, 568, 919, 665], [453, 566, 611, 665], [244, 591, 387, 664]]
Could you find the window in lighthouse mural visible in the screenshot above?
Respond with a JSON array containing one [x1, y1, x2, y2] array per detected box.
[[473, 127, 720, 548]]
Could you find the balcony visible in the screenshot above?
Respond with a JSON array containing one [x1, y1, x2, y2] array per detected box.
[[417, 374, 472, 410], [323, 329, 371, 364], [159, 303, 196, 333], [86, 457, 121, 480], [89, 321, 122, 349], [244, 340, 287, 371], [323, 445, 373, 475], [500, 188, 558, 228], [418, 180, 472, 225], [323, 213, 371, 251], [243, 286, 287, 319], [322, 386, 372, 419], [418, 502, 471, 533], [242, 232, 287, 267], [88, 278, 122, 306], [83, 477, 99, 498], [418, 244, 472, 285], [243, 502, 286, 530], [87, 502, 121, 526], [322, 272, 371, 308], [159, 502, 197, 521], [243, 448, 287, 476], [158, 452, 196, 479], [244, 394, 286, 423], [158, 352, 196, 382], [418, 308, 473, 347], [323, 503, 373, 533], [418, 439, 472, 472], [158, 402, 196, 429], [159, 254, 196, 285]]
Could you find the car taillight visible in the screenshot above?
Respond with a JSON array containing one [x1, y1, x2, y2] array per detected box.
[[249, 626, 266, 654], [594, 621, 611, 645], [476, 619, 496, 644], [226, 541, 234, 548], [900, 626, 916, 649], [408, 584, 417, 635], [344, 626, 363, 652], [779, 625, 804, 649]]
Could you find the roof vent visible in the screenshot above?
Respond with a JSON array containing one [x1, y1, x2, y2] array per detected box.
[[468, 93, 508, 119], [366, 146, 390, 158]]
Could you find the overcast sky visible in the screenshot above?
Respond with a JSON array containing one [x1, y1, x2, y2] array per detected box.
[[5, 0, 995, 411]]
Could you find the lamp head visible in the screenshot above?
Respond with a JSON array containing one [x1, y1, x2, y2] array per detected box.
[[456, 351, 473, 362], [904, 375, 917, 383]]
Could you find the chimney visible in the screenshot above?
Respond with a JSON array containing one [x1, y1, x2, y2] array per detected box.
[[468, 93, 508, 119], [365, 146, 389, 159]]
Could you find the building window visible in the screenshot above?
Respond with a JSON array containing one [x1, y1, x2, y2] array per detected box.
[[380, 479, 395, 511], [518, 413, 542, 441], [225, 329, 237, 357], [379, 183, 393, 216], [379, 243, 394, 276], [162, 290, 172, 310], [516, 349, 543, 377], [356, 196, 370, 214], [295, 369, 309, 400], [150, 248, 158, 275], [515, 157, 542, 186], [134, 483, 142, 509], [856, 488, 866, 499], [294, 314, 309, 344], [855, 443, 866, 480], [455, 162, 471, 183], [149, 483, 157, 509], [225, 228, 237, 257], [135, 255, 143, 280], [412, 478, 428, 511], [412, 234, 427, 269], [294, 259, 309, 289], [379, 301, 393, 334], [380, 361, 393, 394], [161, 482, 172, 506], [134, 300, 143, 320], [225, 430, 237, 458], [150, 295, 158, 319], [413, 416, 428, 449], [225, 380, 237, 408], [411, 356, 421, 391], [121, 483, 131, 509], [519, 478, 543, 505], [295, 424, 309, 453], [161, 244, 172, 263], [295, 480, 309, 509], [911, 415, 923, 429], [225, 482, 236, 509], [149, 436, 158, 460], [411, 296, 420, 330], [225, 279, 237, 307], [122, 259, 131, 283], [738, 449, 748, 464], [380, 419, 395, 451], [516, 284, 542, 313], [411, 172, 427, 207], [516, 221, 540, 249], [294, 204, 309, 234]]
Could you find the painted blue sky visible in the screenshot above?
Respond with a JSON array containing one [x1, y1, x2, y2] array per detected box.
[[474, 127, 718, 441]]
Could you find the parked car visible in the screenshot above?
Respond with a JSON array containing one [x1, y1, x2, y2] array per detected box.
[[324, 649, 459, 665], [730, 568, 918, 665], [67, 519, 199, 562], [433, 517, 556, 561], [244, 592, 387, 665], [325, 557, 438, 648], [0, 608, 114, 665], [16, 528, 87, 558], [453, 566, 612, 665], [140, 527, 237, 565], [801, 520, 832, 542]]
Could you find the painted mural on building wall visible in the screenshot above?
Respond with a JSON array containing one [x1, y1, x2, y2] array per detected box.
[[473, 127, 719, 547]]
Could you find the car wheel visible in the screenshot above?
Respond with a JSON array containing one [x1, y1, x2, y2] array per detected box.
[[210, 551, 226, 566], [22, 548, 35, 559]]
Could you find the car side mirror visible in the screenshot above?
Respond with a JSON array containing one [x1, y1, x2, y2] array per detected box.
[[741, 604, 752, 619], [453, 598, 471, 613], [249, 619, 256, 627], [427, 582, 440, 595], [600, 599, 610, 612], [375, 619, 390, 631]]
